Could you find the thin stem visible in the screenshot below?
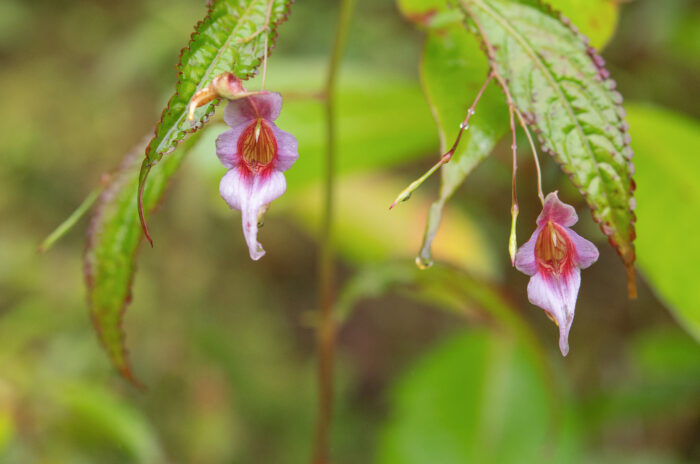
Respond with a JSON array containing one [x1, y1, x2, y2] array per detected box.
[[462, 2, 524, 263], [38, 182, 106, 253], [509, 105, 517, 213], [313, 0, 356, 462], [389, 72, 494, 209], [514, 109, 544, 205], [508, 104, 519, 266], [445, 71, 495, 161], [260, 0, 275, 91]]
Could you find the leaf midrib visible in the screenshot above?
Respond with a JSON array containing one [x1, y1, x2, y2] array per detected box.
[[467, 0, 618, 221]]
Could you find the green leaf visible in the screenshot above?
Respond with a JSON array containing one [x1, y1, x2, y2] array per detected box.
[[396, 0, 618, 266], [543, 0, 618, 50], [626, 104, 700, 341], [377, 329, 578, 464], [462, 0, 636, 290], [138, 0, 293, 240], [84, 134, 199, 382], [416, 26, 508, 267], [398, 0, 619, 49]]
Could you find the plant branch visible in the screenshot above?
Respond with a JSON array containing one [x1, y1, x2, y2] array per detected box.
[[389, 71, 494, 209], [313, 0, 356, 462], [38, 180, 108, 254], [508, 103, 519, 266]]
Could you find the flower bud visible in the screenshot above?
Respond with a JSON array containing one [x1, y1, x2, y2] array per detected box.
[[187, 73, 247, 122]]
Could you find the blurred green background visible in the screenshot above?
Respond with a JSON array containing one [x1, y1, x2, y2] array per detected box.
[[1, 0, 699, 462]]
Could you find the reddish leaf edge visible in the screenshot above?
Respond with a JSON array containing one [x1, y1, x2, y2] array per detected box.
[[137, 0, 294, 245], [84, 137, 149, 387], [461, 0, 637, 297]]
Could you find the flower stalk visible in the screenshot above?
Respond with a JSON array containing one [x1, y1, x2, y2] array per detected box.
[[389, 72, 494, 209]]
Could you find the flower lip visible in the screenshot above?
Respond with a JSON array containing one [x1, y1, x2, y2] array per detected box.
[[216, 92, 298, 261], [238, 118, 278, 174], [514, 191, 600, 357]]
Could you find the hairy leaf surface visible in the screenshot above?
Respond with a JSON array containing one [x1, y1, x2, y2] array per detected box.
[[462, 0, 636, 288], [85, 135, 199, 381], [397, 0, 618, 267], [138, 0, 292, 237]]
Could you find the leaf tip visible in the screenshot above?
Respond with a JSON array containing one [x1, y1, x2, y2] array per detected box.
[[119, 365, 146, 390], [137, 164, 154, 247]]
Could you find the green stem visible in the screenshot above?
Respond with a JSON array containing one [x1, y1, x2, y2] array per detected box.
[[38, 184, 105, 253], [313, 0, 356, 462]]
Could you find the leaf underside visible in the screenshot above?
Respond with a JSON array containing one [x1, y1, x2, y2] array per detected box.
[[138, 0, 293, 240], [87, 0, 293, 381], [462, 0, 636, 290], [85, 135, 196, 383]]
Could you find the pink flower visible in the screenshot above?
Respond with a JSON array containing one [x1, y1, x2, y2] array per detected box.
[[514, 192, 599, 356], [216, 92, 298, 260]]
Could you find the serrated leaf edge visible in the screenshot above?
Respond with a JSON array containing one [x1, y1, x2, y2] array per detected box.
[[138, 0, 293, 243], [462, 0, 636, 293]]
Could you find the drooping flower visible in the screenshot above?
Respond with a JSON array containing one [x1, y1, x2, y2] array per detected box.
[[216, 92, 298, 260], [514, 192, 599, 356]]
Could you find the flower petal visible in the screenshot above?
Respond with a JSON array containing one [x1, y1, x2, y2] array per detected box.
[[515, 227, 541, 276], [224, 92, 283, 127], [538, 191, 578, 228], [219, 168, 287, 260], [527, 269, 581, 356], [270, 123, 299, 172], [216, 124, 246, 169], [567, 228, 600, 269]]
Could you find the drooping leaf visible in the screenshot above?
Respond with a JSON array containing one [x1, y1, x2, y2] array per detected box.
[[461, 0, 636, 292], [626, 104, 700, 341], [138, 0, 293, 240], [84, 134, 200, 382], [395, 0, 618, 267]]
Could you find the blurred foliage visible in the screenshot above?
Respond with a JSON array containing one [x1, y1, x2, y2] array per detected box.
[[626, 104, 700, 341], [0, 0, 699, 463], [377, 330, 574, 464]]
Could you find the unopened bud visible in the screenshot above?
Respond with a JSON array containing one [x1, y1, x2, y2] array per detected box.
[[509, 204, 519, 266], [211, 73, 245, 99], [187, 73, 247, 122]]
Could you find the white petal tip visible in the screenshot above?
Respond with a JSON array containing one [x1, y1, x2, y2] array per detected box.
[[249, 249, 266, 261], [559, 340, 570, 357]]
